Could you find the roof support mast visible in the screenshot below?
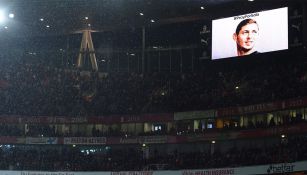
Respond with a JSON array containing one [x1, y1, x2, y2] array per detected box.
[[76, 30, 98, 72]]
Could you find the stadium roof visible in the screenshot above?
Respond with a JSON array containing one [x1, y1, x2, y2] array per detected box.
[[0, 0, 304, 37]]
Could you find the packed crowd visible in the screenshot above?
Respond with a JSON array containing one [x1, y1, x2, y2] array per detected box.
[[0, 136, 305, 171], [1, 55, 307, 117], [163, 136, 307, 170]]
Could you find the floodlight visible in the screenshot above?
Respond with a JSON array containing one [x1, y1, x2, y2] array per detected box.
[[9, 13, 14, 18], [0, 10, 6, 23]]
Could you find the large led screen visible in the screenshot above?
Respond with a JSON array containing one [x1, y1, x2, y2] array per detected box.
[[212, 7, 288, 60]]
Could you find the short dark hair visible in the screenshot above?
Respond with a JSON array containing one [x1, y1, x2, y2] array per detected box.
[[235, 19, 258, 35]]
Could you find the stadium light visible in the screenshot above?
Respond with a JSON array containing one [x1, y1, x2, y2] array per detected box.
[[0, 10, 6, 23], [8, 13, 14, 18]]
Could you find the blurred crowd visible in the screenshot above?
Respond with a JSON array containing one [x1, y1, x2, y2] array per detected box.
[[0, 41, 306, 173], [0, 136, 305, 171], [1, 56, 307, 117]]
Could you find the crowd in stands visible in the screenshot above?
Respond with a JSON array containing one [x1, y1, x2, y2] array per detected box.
[[1, 54, 307, 117], [0, 37, 306, 174], [0, 136, 305, 171]]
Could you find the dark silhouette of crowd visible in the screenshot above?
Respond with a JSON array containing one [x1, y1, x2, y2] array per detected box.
[[0, 136, 305, 171], [0, 41, 307, 172], [1, 53, 307, 117]]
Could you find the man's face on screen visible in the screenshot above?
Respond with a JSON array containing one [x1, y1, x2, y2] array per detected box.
[[235, 23, 259, 51]]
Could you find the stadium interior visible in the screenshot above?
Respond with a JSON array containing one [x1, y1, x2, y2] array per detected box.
[[0, 0, 307, 174]]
